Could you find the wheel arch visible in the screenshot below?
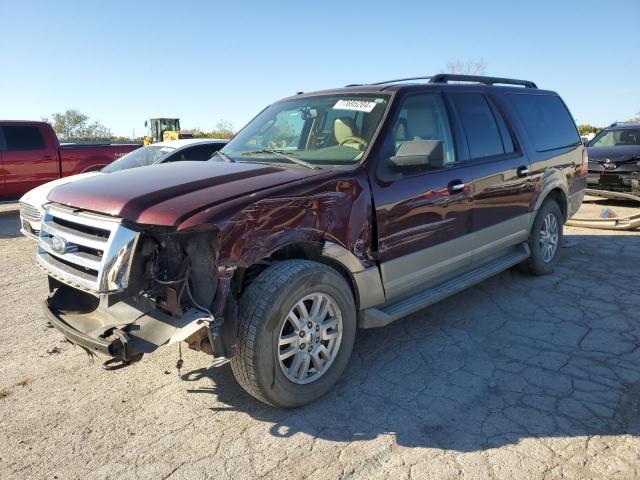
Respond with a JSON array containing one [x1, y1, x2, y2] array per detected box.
[[534, 180, 568, 222], [233, 240, 373, 310]]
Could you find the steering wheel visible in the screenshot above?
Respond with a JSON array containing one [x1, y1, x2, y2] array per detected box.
[[339, 136, 368, 149]]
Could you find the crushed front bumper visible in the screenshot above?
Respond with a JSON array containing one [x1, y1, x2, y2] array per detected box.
[[44, 284, 209, 363], [43, 299, 117, 357]]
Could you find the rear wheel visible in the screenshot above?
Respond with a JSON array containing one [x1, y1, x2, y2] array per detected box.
[[519, 199, 563, 276], [230, 260, 356, 408]]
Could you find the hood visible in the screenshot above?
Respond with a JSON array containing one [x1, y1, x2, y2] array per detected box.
[[20, 172, 102, 209], [47, 161, 325, 226], [587, 146, 640, 164]]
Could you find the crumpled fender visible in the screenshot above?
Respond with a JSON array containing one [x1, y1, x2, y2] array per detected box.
[[177, 169, 376, 270]]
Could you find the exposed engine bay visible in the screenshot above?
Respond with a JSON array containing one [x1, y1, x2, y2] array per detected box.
[[41, 210, 237, 369]]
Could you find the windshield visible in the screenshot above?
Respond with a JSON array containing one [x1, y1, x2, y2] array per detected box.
[[589, 128, 640, 148], [101, 145, 174, 173], [221, 94, 390, 166]]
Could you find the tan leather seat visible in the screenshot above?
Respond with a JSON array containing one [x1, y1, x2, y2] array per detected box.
[[334, 117, 358, 144]]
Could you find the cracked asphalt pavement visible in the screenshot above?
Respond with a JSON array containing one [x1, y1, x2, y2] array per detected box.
[[0, 209, 639, 479]]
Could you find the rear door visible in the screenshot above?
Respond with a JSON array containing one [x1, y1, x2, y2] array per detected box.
[[446, 91, 532, 264], [371, 92, 474, 301], [1, 124, 58, 196]]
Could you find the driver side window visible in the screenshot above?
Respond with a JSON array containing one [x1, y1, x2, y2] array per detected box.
[[390, 94, 455, 167]]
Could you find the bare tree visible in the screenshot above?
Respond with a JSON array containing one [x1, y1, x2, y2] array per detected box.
[[185, 120, 235, 140], [214, 120, 235, 138], [445, 59, 488, 76]]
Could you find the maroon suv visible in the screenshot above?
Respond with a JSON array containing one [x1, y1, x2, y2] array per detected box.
[[37, 74, 586, 407]]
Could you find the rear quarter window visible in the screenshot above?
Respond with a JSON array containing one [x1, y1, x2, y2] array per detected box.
[[2, 126, 46, 151], [508, 94, 580, 152]]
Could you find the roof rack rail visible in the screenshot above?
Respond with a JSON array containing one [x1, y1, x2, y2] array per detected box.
[[344, 76, 433, 87], [429, 74, 537, 88], [370, 76, 433, 85], [345, 74, 537, 89]]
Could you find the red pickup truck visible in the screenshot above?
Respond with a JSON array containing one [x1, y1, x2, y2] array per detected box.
[[0, 121, 140, 197]]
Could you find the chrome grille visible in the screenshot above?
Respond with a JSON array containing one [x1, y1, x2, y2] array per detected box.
[[37, 204, 139, 294], [19, 201, 42, 223]]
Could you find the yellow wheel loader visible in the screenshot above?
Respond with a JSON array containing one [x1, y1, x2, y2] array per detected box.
[[143, 118, 194, 145]]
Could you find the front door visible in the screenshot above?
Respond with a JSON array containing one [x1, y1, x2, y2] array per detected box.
[[370, 92, 474, 301]]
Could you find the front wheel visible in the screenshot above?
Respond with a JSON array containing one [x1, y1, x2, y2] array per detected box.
[[519, 199, 563, 276], [230, 260, 356, 408]]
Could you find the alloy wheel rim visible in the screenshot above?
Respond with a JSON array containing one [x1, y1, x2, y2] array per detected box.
[[277, 292, 343, 385], [539, 212, 559, 263]]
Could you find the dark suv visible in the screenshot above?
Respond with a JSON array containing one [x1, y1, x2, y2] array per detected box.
[[587, 121, 640, 199], [38, 74, 586, 407]]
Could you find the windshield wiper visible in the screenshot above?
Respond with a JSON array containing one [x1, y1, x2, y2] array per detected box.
[[213, 150, 234, 163], [240, 149, 318, 169]]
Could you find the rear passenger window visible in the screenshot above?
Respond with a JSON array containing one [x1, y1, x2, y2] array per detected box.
[[509, 94, 580, 151], [449, 93, 505, 160], [2, 126, 46, 151]]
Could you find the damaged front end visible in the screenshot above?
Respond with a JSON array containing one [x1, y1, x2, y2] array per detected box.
[[38, 204, 236, 367]]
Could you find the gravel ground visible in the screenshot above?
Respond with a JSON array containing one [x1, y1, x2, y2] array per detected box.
[[0, 207, 639, 480]]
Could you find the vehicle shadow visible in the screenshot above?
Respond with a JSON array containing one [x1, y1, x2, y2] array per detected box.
[[0, 212, 23, 239], [182, 231, 640, 451]]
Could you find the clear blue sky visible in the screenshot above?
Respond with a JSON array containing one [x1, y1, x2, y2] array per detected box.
[[1, 0, 638, 137]]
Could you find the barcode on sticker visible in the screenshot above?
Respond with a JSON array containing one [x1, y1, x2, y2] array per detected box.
[[333, 100, 377, 113]]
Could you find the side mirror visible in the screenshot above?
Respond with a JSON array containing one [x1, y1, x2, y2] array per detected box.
[[144, 121, 148, 127], [390, 140, 444, 169]]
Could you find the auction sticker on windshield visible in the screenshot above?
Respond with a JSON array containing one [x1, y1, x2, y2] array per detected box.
[[333, 99, 378, 113]]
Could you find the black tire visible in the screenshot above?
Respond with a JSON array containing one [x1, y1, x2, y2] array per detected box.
[[519, 199, 563, 276], [230, 260, 356, 408]]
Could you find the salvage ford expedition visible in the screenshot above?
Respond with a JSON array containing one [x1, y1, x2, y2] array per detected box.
[[38, 74, 586, 407]]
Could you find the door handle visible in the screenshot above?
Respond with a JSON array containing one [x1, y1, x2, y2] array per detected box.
[[448, 180, 465, 194], [517, 166, 530, 177]]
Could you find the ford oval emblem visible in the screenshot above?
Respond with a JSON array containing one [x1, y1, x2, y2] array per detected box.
[[51, 236, 68, 255]]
